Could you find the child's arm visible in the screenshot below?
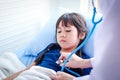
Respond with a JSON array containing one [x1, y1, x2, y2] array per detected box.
[[3, 62, 36, 80]]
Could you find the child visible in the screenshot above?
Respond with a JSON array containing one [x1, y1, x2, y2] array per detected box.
[[34, 12, 91, 76]]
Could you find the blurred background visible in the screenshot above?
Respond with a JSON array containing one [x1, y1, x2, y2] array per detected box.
[[0, 0, 100, 54]]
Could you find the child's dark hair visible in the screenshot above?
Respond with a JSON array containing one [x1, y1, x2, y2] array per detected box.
[[56, 12, 88, 43]]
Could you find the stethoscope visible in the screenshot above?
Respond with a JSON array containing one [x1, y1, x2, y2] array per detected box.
[[60, 0, 103, 77]]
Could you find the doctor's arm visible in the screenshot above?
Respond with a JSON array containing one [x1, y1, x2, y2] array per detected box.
[[58, 53, 93, 69]]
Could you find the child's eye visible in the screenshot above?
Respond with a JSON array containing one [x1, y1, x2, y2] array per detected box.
[[66, 30, 71, 32], [57, 31, 61, 33]]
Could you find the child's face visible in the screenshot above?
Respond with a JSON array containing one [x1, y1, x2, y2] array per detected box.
[[57, 21, 84, 52]]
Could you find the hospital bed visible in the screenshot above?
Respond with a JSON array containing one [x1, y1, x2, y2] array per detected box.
[[0, 7, 97, 79]]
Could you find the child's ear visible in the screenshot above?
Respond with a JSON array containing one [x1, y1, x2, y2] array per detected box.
[[79, 32, 86, 40]]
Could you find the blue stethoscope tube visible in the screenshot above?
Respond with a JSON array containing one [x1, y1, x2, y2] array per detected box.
[[61, 5, 103, 77]]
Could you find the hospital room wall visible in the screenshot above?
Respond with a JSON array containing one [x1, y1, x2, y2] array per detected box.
[[0, 0, 80, 54], [57, 0, 80, 12]]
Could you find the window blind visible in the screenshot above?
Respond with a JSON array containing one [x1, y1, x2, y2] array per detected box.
[[0, 0, 54, 54]]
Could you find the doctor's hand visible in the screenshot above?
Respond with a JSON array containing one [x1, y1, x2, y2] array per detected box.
[[50, 71, 76, 80], [58, 53, 92, 69]]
